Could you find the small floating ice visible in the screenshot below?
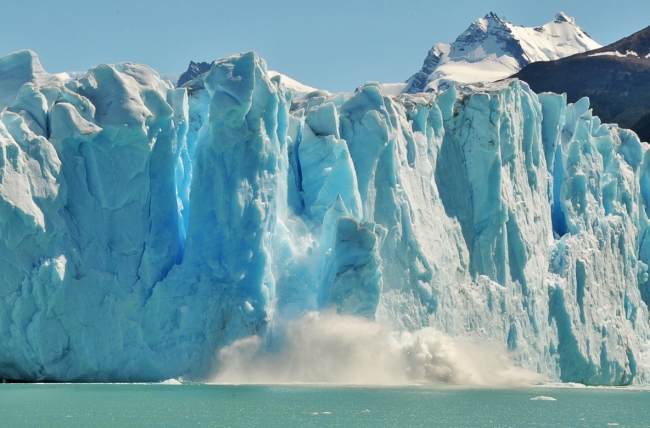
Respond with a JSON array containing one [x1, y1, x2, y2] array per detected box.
[[362, 409, 371, 413], [530, 396, 556, 401], [607, 423, 619, 427], [322, 411, 332, 415], [160, 379, 182, 385]]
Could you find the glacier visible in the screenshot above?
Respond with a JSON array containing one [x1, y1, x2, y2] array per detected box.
[[0, 49, 649, 385]]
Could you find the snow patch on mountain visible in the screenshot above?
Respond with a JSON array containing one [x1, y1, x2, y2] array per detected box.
[[589, 51, 640, 58]]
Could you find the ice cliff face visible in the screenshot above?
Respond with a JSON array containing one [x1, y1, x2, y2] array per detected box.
[[405, 12, 601, 94], [0, 49, 648, 385]]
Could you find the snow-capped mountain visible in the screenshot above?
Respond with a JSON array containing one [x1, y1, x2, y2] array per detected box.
[[404, 12, 601, 93]]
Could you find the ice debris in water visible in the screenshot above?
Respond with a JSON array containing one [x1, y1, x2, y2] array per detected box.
[[530, 396, 557, 401]]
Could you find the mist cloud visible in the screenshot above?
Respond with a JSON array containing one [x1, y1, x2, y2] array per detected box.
[[211, 312, 546, 386]]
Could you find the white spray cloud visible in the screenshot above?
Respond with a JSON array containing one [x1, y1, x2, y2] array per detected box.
[[211, 312, 546, 386]]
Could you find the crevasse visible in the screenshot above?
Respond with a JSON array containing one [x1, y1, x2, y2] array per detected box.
[[0, 50, 648, 384]]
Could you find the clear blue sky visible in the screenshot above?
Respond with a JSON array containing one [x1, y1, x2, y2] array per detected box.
[[2, 0, 649, 92]]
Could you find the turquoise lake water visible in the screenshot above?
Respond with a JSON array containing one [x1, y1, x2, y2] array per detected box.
[[0, 383, 648, 427]]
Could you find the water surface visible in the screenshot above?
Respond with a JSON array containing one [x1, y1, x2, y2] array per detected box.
[[0, 383, 648, 427]]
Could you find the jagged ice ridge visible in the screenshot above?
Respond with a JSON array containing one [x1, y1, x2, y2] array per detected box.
[[0, 49, 648, 384]]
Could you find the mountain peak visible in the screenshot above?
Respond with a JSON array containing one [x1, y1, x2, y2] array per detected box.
[[458, 13, 509, 46], [554, 12, 576, 25], [177, 61, 212, 87], [484, 11, 504, 22]]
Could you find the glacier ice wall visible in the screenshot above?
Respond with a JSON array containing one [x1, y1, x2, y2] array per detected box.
[[0, 50, 648, 384]]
